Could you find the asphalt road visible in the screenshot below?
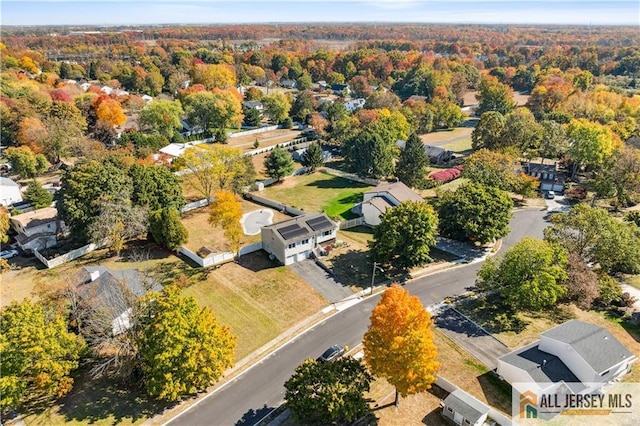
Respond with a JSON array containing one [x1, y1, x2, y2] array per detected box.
[[166, 209, 547, 426]]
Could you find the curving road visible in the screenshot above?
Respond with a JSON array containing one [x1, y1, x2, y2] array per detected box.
[[166, 209, 547, 426]]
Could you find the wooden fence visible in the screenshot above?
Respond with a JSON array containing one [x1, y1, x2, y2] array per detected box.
[[178, 242, 263, 268]]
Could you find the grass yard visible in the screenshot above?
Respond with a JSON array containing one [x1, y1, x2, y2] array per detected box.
[[250, 150, 303, 180], [257, 172, 372, 220], [441, 136, 472, 153], [420, 127, 473, 145], [419, 177, 470, 199], [183, 251, 328, 359], [181, 200, 289, 254]]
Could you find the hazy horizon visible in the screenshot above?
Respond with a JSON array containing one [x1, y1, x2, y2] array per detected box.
[[2, 1, 639, 27]]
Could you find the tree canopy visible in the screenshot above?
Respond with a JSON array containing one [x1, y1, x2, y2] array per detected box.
[[363, 285, 439, 406], [137, 286, 236, 401], [284, 358, 373, 425], [477, 237, 568, 311], [264, 146, 295, 181], [436, 182, 513, 244], [369, 201, 438, 270], [0, 300, 86, 411], [139, 99, 184, 139], [397, 132, 429, 189], [149, 207, 189, 252]]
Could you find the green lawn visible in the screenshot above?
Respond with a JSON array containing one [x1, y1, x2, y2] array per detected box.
[[258, 172, 372, 220], [441, 136, 473, 153]]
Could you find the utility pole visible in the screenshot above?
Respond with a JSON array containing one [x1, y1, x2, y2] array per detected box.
[[370, 261, 384, 295]]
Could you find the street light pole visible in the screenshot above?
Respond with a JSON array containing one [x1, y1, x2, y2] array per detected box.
[[370, 261, 384, 295]]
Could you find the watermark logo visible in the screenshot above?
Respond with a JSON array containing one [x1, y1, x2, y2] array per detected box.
[[519, 390, 538, 419], [512, 383, 640, 424]]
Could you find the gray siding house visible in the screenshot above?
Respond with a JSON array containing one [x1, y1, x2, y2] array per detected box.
[[261, 213, 338, 265]]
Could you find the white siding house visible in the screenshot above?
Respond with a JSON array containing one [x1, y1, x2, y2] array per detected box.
[[497, 320, 636, 397], [9, 207, 62, 252], [0, 177, 22, 206], [361, 181, 423, 226], [261, 213, 337, 265]]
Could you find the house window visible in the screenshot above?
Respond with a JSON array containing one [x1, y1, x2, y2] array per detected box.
[[464, 420, 471, 425], [301, 239, 309, 244], [447, 407, 453, 413], [322, 230, 332, 237], [287, 243, 295, 249]]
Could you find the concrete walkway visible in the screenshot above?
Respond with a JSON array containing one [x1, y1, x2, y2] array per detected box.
[[288, 259, 353, 303]]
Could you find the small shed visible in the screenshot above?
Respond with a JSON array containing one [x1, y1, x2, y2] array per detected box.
[[442, 389, 490, 426]]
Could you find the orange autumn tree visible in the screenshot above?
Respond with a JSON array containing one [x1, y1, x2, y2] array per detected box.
[[363, 284, 439, 407], [209, 190, 243, 253], [95, 97, 126, 127]]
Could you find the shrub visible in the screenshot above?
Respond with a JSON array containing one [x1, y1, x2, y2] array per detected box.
[[429, 167, 462, 183], [564, 185, 588, 200]]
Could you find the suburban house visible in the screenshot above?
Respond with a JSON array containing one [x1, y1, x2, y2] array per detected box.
[[10, 207, 62, 252], [441, 389, 491, 426], [394, 140, 453, 164], [242, 100, 264, 112], [523, 161, 565, 193], [0, 177, 22, 206], [280, 79, 297, 89], [497, 320, 636, 397], [261, 213, 338, 265], [343, 98, 366, 112], [360, 181, 423, 226], [76, 266, 162, 335]]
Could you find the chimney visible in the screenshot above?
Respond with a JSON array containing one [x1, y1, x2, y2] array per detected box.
[[89, 269, 101, 282]]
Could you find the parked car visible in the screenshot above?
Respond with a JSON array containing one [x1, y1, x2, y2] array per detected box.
[[545, 190, 556, 199], [317, 345, 345, 363], [0, 249, 19, 259]]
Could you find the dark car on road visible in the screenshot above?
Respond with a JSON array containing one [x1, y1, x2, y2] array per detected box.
[[317, 345, 345, 363]]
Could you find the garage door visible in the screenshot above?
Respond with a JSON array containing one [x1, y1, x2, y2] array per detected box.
[[296, 250, 310, 262], [285, 255, 296, 265]]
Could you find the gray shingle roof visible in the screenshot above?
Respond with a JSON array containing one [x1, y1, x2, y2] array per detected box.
[[500, 342, 580, 386], [541, 320, 635, 374], [443, 389, 490, 424], [364, 181, 423, 204]]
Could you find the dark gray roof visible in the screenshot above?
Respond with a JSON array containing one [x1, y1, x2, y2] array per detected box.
[[242, 100, 263, 109], [525, 161, 557, 175], [77, 266, 162, 320], [443, 389, 489, 424], [500, 342, 580, 386], [541, 320, 635, 374]]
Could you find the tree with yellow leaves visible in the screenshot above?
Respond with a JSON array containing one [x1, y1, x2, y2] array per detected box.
[[96, 97, 126, 127], [363, 285, 439, 407], [209, 190, 243, 253]]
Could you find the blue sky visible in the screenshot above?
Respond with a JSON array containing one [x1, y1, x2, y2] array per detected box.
[[1, 1, 639, 26]]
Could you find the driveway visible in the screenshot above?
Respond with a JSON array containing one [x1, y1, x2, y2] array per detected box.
[[544, 194, 570, 212], [289, 259, 353, 303], [434, 307, 509, 370]]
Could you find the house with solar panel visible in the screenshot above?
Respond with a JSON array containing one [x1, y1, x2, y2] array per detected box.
[[261, 213, 338, 265]]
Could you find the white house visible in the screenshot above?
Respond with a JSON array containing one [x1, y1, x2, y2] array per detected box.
[[343, 98, 366, 112], [360, 181, 423, 226], [441, 389, 490, 426], [9, 207, 62, 252], [261, 213, 338, 265], [0, 177, 22, 206], [76, 266, 162, 335], [497, 320, 637, 397]]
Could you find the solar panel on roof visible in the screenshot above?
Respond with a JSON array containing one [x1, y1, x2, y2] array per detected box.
[[306, 216, 333, 231], [277, 224, 308, 240]]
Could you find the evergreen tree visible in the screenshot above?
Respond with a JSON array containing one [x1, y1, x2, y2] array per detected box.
[[301, 142, 324, 171], [264, 146, 295, 181], [396, 132, 429, 189]]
